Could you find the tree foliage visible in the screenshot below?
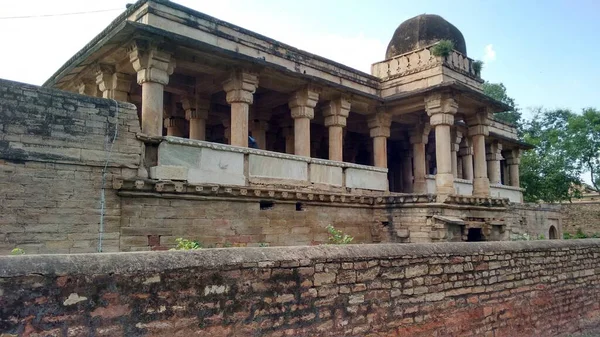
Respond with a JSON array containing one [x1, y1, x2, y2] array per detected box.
[[520, 108, 582, 202], [566, 108, 600, 191], [482, 82, 521, 127]]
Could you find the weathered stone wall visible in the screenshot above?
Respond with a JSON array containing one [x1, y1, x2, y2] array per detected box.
[[2, 240, 600, 337], [508, 203, 563, 239], [562, 202, 600, 235], [0, 79, 142, 254], [119, 196, 378, 250]]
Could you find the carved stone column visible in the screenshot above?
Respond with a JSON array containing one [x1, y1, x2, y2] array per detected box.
[[222, 118, 231, 144], [323, 97, 351, 162], [223, 70, 259, 147], [402, 143, 413, 193], [129, 41, 175, 137], [451, 129, 463, 178], [164, 117, 185, 137], [425, 93, 458, 197], [459, 137, 474, 181], [467, 110, 490, 197], [367, 110, 392, 168], [182, 95, 209, 141], [410, 123, 430, 194], [289, 86, 319, 157], [487, 141, 503, 185], [249, 109, 271, 150], [505, 149, 521, 187], [95, 64, 131, 102]]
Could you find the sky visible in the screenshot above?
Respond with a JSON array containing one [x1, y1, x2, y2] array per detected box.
[[0, 0, 599, 119]]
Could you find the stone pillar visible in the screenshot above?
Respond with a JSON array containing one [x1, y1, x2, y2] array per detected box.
[[182, 96, 209, 141], [280, 121, 294, 154], [402, 145, 413, 193], [451, 129, 463, 178], [95, 65, 131, 102], [222, 70, 259, 147], [505, 149, 521, 187], [467, 110, 490, 197], [487, 141, 503, 185], [410, 123, 430, 194], [459, 137, 474, 181], [222, 118, 231, 144], [367, 110, 392, 168], [77, 79, 98, 97], [322, 97, 351, 162], [129, 42, 175, 137], [289, 86, 319, 157], [425, 93, 458, 197], [164, 117, 185, 137], [249, 109, 271, 150]]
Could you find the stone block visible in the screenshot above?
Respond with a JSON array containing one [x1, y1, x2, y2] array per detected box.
[[345, 168, 388, 191], [309, 164, 343, 186], [149, 165, 188, 181], [249, 154, 308, 182]]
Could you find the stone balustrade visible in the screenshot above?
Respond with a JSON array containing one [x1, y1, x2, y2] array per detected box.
[[425, 175, 522, 203], [149, 137, 389, 191], [371, 44, 481, 80]]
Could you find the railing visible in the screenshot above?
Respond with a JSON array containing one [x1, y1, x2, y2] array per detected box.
[[150, 137, 389, 191], [425, 175, 522, 203], [371, 44, 481, 80]]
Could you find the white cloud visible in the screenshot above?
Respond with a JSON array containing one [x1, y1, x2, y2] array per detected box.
[[483, 44, 496, 62]]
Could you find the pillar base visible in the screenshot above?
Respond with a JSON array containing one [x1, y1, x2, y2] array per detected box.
[[473, 177, 490, 197]]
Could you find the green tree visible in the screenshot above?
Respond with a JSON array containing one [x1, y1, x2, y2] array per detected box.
[[482, 82, 522, 127], [566, 108, 600, 191], [520, 108, 582, 202]]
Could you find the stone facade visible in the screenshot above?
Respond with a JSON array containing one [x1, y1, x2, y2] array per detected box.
[[2, 240, 600, 336], [0, 79, 141, 254]]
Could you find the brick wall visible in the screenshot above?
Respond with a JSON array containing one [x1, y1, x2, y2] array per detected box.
[[1, 240, 600, 336], [562, 202, 600, 235], [0, 79, 142, 254]]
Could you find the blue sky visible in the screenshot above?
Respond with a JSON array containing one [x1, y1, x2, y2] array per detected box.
[[0, 0, 599, 119]]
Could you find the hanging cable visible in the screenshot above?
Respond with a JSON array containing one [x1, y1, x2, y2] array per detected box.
[[0, 8, 121, 20], [98, 99, 120, 253]]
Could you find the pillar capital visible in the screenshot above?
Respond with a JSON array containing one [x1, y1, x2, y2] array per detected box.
[[129, 40, 175, 85], [467, 109, 490, 136], [505, 149, 521, 165], [77, 78, 98, 97], [425, 93, 458, 117], [181, 96, 210, 120], [323, 96, 351, 127], [367, 111, 392, 138], [94, 64, 131, 101], [223, 70, 259, 104], [289, 86, 320, 119], [486, 141, 503, 161]]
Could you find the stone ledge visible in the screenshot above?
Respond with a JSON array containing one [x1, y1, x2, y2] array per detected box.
[[2, 240, 599, 277]]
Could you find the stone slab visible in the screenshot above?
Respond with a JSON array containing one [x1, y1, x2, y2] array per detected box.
[[149, 165, 188, 181], [309, 164, 343, 187], [249, 154, 308, 181], [345, 168, 388, 191]]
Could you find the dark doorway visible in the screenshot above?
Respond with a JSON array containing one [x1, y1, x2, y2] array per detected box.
[[549, 225, 558, 240], [467, 228, 484, 242]]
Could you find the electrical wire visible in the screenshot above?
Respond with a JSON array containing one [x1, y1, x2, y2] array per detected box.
[[0, 8, 122, 20], [98, 99, 120, 253]]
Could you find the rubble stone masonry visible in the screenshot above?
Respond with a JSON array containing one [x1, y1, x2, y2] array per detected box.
[[1, 240, 600, 336], [562, 202, 600, 235]]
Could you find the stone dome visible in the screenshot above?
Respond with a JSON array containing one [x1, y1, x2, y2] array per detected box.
[[385, 14, 467, 59]]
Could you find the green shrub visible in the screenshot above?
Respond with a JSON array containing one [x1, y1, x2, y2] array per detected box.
[[10, 248, 25, 255], [326, 225, 354, 245], [472, 60, 484, 77], [171, 238, 202, 250], [431, 40, 455, 57], [258, 242, 270, 247]]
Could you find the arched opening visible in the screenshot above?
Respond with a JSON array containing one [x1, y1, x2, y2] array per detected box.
[[549, 225, 558, 240], [467, 228, 484, 242]]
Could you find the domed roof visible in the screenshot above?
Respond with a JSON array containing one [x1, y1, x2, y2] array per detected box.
[[385, 14, 467, 59]]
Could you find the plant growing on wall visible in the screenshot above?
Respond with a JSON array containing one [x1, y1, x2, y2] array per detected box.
[[431, 40, 455, 57], [472, 60, 484, 77], [326, 225, 354, 245], [171, 238, 202, 250], [10, 248, 25, 255]]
